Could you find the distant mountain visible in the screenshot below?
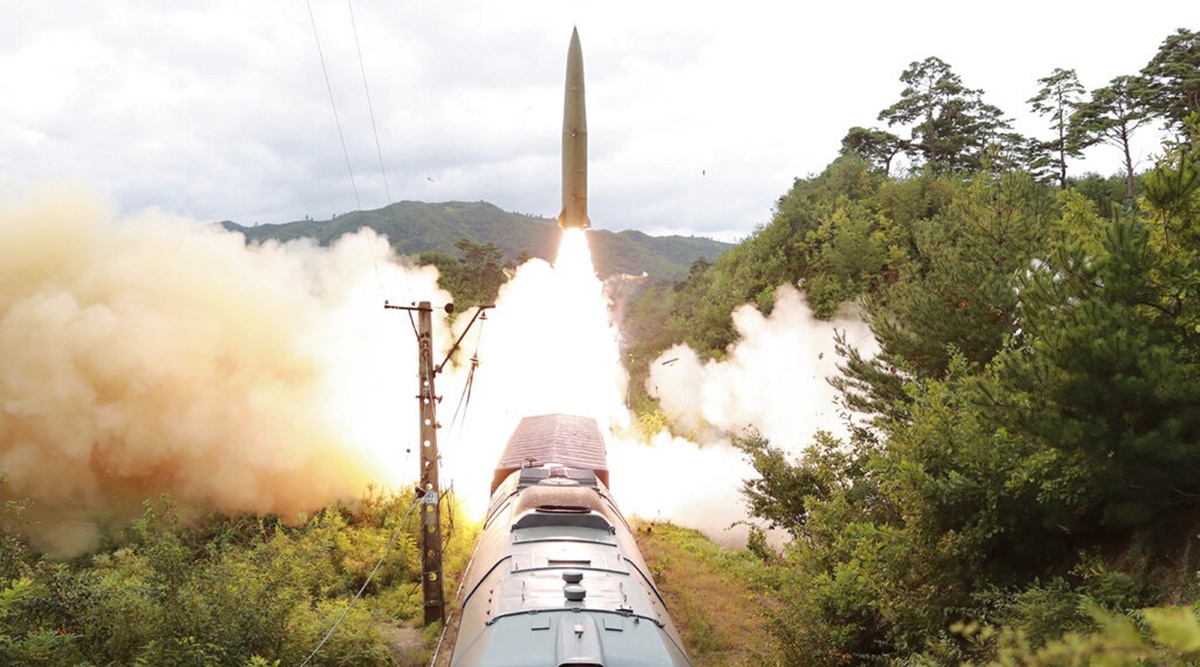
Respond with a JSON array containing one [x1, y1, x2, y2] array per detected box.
[[220, 201, 729, 281]]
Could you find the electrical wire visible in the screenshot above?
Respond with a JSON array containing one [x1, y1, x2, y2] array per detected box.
[[298, 6, 463, 665], [296, 497, 420, 667], [309, 0, 431, 302], [444, 311, 487, 446], [446, 355, 479, 436], [344, 0, 414, 298], [346, 0, 392, 206], [306, 0, 362, 213], [407, 309, 420, 347]]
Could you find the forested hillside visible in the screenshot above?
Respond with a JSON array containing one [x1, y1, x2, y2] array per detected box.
[[619, 26, 1200, 665]]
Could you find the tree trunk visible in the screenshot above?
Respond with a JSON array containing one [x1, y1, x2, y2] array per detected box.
[[1058, 126, 1068, 190], [1121, 126, 1135, 200]]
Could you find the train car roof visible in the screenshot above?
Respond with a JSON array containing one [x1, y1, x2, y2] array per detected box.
[[450, 610, 692, 667], [451, 471, 691, 667], [491, 414, 609, 493]]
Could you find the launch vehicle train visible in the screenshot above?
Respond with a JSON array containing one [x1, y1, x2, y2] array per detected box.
[[442, 414, 693, 667], [439, 30, 691, 665]]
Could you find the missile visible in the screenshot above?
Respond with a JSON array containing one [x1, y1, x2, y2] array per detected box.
[[558, 27, 590, 230]]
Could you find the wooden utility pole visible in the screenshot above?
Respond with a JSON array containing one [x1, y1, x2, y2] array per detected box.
[[384, 299, 493, 627], [415, 300, 445, 625]]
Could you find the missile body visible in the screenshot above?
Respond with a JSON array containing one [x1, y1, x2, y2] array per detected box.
[[558, 28, 590, 230]]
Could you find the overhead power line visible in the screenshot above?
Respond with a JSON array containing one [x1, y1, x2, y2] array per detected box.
[[346, 0, 393, 205], [306, 0, 362, 212]]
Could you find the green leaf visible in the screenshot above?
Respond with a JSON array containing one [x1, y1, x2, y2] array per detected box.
[[1143, 606, 1200, 654]]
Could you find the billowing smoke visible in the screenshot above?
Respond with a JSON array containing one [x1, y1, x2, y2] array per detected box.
[[435, 238, 877, 547], [626, 285, 877, 545], [648, 285, 874, 445], [452, 230, 627, 426], [0, 186, 443, 554], [437, 234, 877, 547], [0, 185, 875, 554]]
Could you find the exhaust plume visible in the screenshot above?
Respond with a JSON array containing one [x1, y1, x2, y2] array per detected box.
[[0, 185, 876, 554], [0, 186, 443, 553], [635, 285, 877, 544], [649, 285, 874, 445], [437, 229, 629, 510]]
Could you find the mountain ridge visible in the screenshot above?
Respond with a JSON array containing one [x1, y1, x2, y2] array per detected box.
[[220, 200, 730, 281]]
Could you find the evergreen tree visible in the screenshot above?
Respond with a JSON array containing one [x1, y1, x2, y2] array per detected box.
[[992, 214, 1200, 531], [839, 126, 907, 176], [834, 173, 1055, 421], [1072, 75, 1155, 199], [878, 57, 1014, 174], [1028, 68, 1087, 189], [1140, 27, 1200, 137]]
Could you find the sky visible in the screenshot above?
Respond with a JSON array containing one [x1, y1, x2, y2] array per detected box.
[[1, 1, 1192, 241]]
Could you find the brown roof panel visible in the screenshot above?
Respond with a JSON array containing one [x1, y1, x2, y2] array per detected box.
[[491, 414, 609, 493]]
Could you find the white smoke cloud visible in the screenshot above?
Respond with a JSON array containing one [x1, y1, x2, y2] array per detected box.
[[0, 185, 446, 553], [649, 285, 874, 449], [607, 430, 756, 543], [0, 186, 877, 554], [627, 284, 877, 545]]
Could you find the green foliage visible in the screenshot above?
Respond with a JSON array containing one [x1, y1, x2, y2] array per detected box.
[[620, 279, 681, 414], [1028, 67, 1087, 188], [989, 207, 1200, 531], [1071, 75, 1155, 199], [878, 56, 1016, 174], [1, 576, 86, 666], [1142, 114, 1200, 241], [804, 199, 894, 311], [0, 491, 31, 583], [958, 604, 1200, 666], [1139, 28, 1200, 136], [733, 429, 873, 542], [1068, 171, 1140, 216], [841, 126, 907, 175], [662, 256, 739, 354], [974, 578, 1089, 651], [0, 490, 470, 666], [836, 172, 1056, 422], [419, 238, 507, 307]]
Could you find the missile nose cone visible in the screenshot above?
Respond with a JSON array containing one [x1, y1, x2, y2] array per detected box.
[[558, 28, 590, 230]]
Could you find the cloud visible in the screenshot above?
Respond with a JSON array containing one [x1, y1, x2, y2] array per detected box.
[[6, 1, 1184, 239]]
